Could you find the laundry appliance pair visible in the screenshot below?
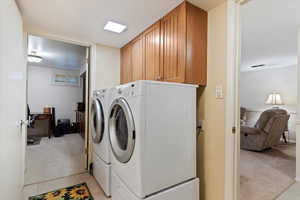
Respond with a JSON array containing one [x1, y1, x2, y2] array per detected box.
[[92, 81, 199, 200]]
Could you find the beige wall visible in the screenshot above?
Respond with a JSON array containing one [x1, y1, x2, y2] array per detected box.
[[93, 44, 120, 90], [89, 44, 120, 165], [197, 2, 228, 200], [27, 65, 82, 122]]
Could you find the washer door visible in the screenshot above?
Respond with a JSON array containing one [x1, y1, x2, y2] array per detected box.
[[91, 98, 105, 144], [109, 97, 135, 163]]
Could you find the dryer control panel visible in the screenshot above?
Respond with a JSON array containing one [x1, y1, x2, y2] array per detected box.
[[94, 89, 106, 99], [115, 81, 144, 97]]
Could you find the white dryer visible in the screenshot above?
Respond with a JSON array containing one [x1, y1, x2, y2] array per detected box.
[[91, 89, 112, 196], [108, 80, 198, 199]]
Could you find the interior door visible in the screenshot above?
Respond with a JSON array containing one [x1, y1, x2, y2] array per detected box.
[[144, 22, 162, 81], [0, 1, 27, 199], [161, 3, 186, 83]]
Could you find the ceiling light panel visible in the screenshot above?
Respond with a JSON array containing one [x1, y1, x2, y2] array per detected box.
[[104, 21, 127, 33], [28, 55, 43, 63]]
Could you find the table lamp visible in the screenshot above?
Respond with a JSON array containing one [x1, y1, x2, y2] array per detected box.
[[265, 92, 284, 108]]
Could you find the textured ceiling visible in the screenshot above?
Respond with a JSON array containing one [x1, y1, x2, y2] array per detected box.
[[241, 0, 300, 71], [17, 0, 225, 48], [28, 35, 86, 70]]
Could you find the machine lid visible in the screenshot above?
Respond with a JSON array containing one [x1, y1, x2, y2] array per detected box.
[[91, 98, 105, 144], [108, 97, 135, 163]]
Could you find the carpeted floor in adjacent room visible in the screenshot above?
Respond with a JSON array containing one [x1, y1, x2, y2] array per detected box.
[[240, 143, 296, 200]]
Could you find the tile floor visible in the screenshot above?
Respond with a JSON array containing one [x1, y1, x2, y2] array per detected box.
[[277, 182, 300, 200], [23, 172, 110, 200], [25, 134, 86, 185]]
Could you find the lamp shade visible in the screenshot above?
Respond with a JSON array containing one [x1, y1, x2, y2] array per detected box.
[[265, 92, 284, 105]]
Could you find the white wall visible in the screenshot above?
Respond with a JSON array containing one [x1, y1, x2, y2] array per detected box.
[[241, 66, 297, 110], [240, 66, 297, 140], [27, 65, 82, 122]]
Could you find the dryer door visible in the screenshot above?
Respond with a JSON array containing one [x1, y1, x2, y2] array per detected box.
[[91, 98, 105, 143], [109, 97, 135, 163]]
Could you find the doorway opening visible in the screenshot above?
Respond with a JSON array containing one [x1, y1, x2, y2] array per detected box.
[[25, 35, 90, 185], [238, 1, 299, 199]]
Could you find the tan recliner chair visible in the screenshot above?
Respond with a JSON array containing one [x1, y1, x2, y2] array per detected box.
[[240, 109, 288, 151]]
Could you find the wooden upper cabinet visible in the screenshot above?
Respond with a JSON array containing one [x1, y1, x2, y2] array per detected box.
[[161, 3, 186, 83], [120, 1, 207, 85], [143, 22, 161, 81], [186, 2, 207, 85], [131, 35, 145, 81], [121, 44, 132, 84]]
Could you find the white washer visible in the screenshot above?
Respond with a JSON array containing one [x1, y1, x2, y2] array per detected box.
[[108, 80, 198, 198], [91, 89, 111, 196]]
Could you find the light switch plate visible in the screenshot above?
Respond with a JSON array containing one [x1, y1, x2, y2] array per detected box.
[[216, 85, 223, 99]]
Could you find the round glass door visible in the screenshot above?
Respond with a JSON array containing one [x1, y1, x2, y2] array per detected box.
[[91, 98, 105, 143], [109, 97, 135, 163]]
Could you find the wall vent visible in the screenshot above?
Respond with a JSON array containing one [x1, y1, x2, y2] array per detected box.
[[250, 64, 266, 68]]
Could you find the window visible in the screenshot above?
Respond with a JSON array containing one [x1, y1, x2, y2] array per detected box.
[[52, 73, 80, 87]]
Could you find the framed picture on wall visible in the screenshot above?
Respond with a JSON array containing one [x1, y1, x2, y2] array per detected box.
[[51, 73, 80, 87]]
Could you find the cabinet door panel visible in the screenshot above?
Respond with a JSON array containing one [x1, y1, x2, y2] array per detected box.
[[121, 44, 132, 84], [144, 22, 161, 81], [131, 36, 144, 81], [186, 3, 207, 85], [161, 3, 186, 83]]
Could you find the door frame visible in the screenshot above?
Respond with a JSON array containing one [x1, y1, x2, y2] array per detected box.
[[225, 1, 260, 200], [224, 1, 241, 200], [297, 30, 300, 182], [24, 31, 97, 172], [226, 0, 300, 200]]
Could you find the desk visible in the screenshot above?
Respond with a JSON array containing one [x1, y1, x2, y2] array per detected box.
[[32, 113, 55, 138]]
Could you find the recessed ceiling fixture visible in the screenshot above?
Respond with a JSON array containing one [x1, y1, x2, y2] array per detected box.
[[250, 64, 266, 68], [28, 50, 43, 63], [104, 21, 127, 33]]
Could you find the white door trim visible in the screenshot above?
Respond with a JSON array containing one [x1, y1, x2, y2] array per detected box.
[[296, 30, 300, 181], [24, 30, 92, 47], [224, 1, 241, 200], [227, 1, 299, 200], [24, 31, 97, 171]]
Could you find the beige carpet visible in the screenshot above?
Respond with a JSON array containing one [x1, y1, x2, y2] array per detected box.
[[240, 143, 296, 200]]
